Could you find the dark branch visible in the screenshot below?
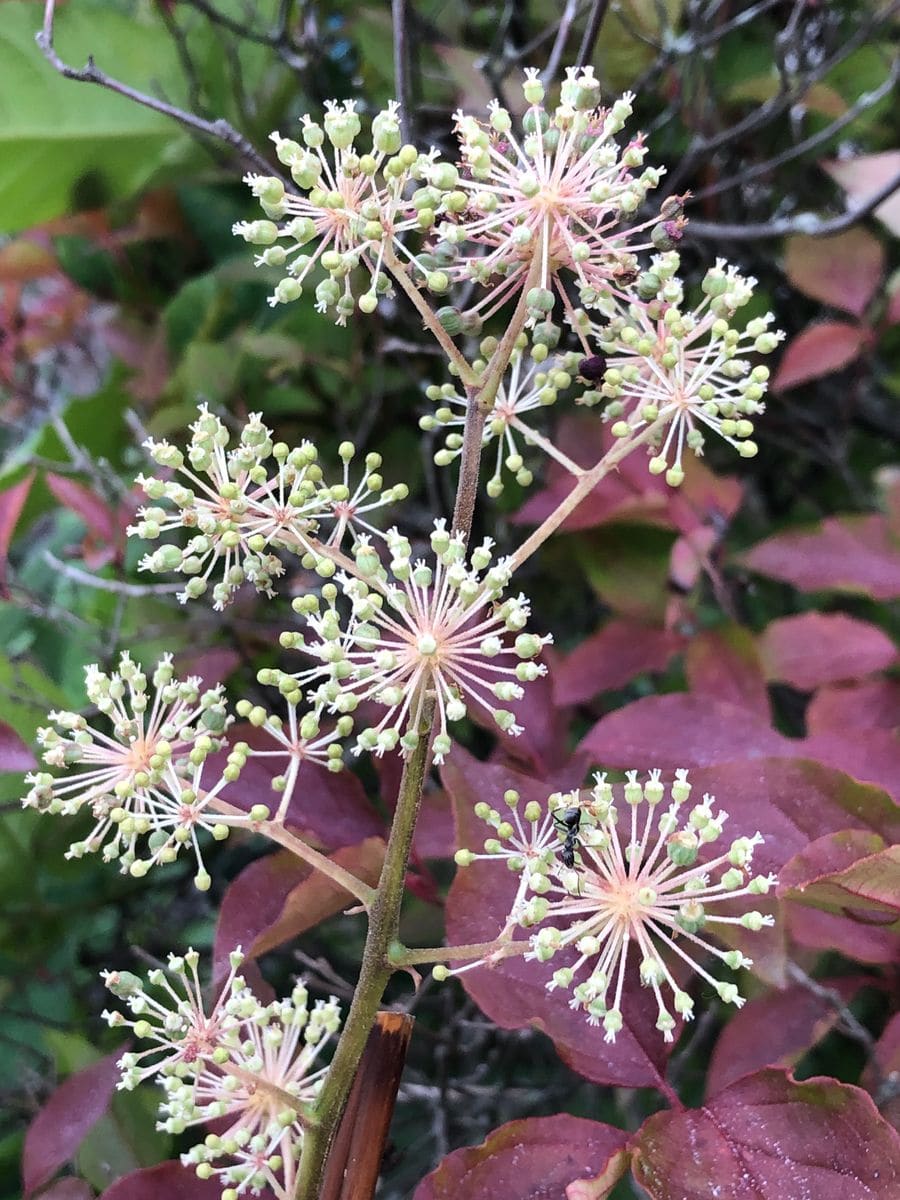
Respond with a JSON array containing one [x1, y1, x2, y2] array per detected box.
[[688, 169, 900, 241], [392, 0, 412, 144], [575, 0, 610, 69], [36, 0, 282, 183]]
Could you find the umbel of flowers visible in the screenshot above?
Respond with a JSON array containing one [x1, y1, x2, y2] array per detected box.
[[103, 948, 341, 1199], [280, 520, 551, 764], [450, 770, 775, 1043]]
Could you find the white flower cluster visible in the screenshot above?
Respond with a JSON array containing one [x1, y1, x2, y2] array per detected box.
[[131, 405, 407, 609], [104, 948, 340, 1199], [451, 770, 776, 1042]]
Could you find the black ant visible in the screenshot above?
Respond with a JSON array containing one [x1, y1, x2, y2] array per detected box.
[[553, 806, 582, 869]]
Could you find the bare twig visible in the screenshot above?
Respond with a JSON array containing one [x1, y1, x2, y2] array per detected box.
[[36, 0, 282, 182], [687, 168, 900, 240], [392, 0, 412, 144], [541, 0, 580, 87], [786, 963, 877, 1061], [575, 0, 611, 68], [43, 551, 183, 597]]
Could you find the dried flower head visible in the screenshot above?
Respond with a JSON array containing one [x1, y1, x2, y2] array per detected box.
[[104, 948, 340, 1199], [441, 67, 678, 323], [279, 520, 551, 764], [420, 337, 580, 496], [575, 253, 783, 485], [453, 769, 775, 1042], [130, 406, 403, 608], [21, 653, 255, 889], [236, 100, 435, 324]]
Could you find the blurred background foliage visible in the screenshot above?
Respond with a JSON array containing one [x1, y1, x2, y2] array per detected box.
[[1, 1, 899, 1197]]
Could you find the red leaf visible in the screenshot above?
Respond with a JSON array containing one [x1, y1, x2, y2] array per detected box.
[[217, 724, 383, 850], [685, 626, 770, 719], [738, 513, 900, 599], [822, 152, 900, 238], [773, 321, 870, 391], [23, 1049, 123, 1197], [173, 647, 240, 691], [442, 749, 677, 1089], [46, 474, 116, 543], [778, 831, 900, 924], [784, 229, 884, 316], [706, 977, 862, 1097], [413, 1114, 629, 1200], [554, 620, 683, 706], [631, 1069, 900, 1199], [758, 612, 896, 690], [213, 839, 384, 984], [0, 721, 36, 771], [801, 728, 900, 805], [99, 1163, 274, 1200], [38, 1182, 94, 1200], [0, 472, 34, 598], [806, 678, 900, 735], [580, 695, 791, 767]]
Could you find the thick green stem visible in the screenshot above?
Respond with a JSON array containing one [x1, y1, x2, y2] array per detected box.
[[293, 702, 434, 1197]]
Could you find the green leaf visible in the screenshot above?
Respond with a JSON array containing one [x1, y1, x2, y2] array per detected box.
[[0, 2, 190, 232]]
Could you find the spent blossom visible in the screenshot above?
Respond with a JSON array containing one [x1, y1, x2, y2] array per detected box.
[[279, 520, 552, 763], [420, 337, 581, 495], [574, 252, 783, 486], [451, 770, 775, 1042], [21, 653, 256, 889], [235, 100, 435, 323], [103, 948, 340, 1199], [440, 67, 681, 325]]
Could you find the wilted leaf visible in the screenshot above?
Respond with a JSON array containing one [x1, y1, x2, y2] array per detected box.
[[784, 229, 884, 316], [632, 1069, 900, 1199], [413, 1114, 628, 1200], [738, 513, 900, 599], [685, 626, 770, 719], [706, 977, 863, 1097], [554, 619, 683, 707], [773, 321, 870, 391], [758, 612, 896, 690], [23, 1049, 123, 1197], [442, 749, 677, 1088]]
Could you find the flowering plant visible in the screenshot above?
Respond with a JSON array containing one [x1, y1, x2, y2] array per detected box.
[[22, 64, 828, 1200]]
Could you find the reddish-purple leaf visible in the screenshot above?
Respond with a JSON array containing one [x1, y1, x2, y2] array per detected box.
[[778, 831, 900, 923], [685, 626, 770, 719], [801, 728, 900, 805], [785, 900, 900, 965], [213, 839, 384, 984], [580, 695, 791, 767], [554, 620, 683, 706], [0, 471, 34, 597], [0, 721, 36, 771], [173, 647, 240, 690], [822, 152, 900, 238], [23, 1049, 123, 1197], [46, 474, 116, 543], [631, 1069, 900, 1199], [217, 724, 383, 849], [807, 679, 900, 735], [38, 1181, 94, 1200], [758, 612, 896, 690], [738, 513, 900, 599], [773, 321, 870, 391], [706, 977, 862, 1097], [442, 749, 677, 1089], [413, 1114, 629, 1200], [99, 1162, 273, 1200], [374, 753, 456, 858], [784, 229, 884, 316]]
